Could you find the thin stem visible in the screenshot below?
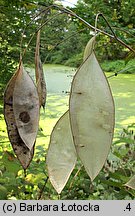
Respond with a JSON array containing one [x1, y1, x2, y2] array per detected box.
[[22, 3, 135, 59], [95, 13, 100, 36], [37, 177, 49, 200], [29, 2, 135, 52], [57, 6, 135, 53], [112, 27, 135, 38], [98, 13, 117, 39], [58, 194, 61, 200], [107, 66, 135, 79], [68, 165, 83, 192], [24, 169, 27, 178]]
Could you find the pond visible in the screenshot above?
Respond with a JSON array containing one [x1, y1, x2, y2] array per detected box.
[[26, 64, 76, 94], [0, 64, 135, 148], [27, 64, 135, 132]]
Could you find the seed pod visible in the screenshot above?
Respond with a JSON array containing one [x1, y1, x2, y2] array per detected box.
[[83, 36, 95, 61], [35, 30, 47, 109], [47, 111, 77, 194], [4, 62, 35, 169], [13, 61, 39, 151], [125, 175, 135, 190], [69, 39, 115, 181]]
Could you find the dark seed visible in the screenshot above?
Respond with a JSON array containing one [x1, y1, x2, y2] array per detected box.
[[19, 112, 30, 123]]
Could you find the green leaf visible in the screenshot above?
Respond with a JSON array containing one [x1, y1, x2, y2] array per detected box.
[[125, 51, 135, 65], [125, 175, 135, 190], [100, 179, 123, 188], [26, 173, 45, 185], [109, 172, 129, 183], [2, 151, 21, 175], [0, 185, 7, 200], [113, 137, 134, 145]]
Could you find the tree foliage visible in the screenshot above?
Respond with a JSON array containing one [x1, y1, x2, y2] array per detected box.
[[73, 0, 135, 60], [0, 0, 134, 94], [0, 0, 36, 88]]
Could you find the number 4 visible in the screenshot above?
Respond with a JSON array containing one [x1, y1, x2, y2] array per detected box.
[[126, 203, 131, 211]]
